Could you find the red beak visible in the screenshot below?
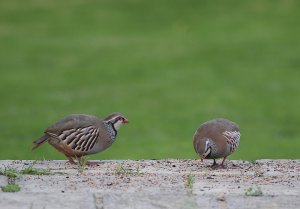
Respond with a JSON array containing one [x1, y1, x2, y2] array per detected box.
[[200, 155, 205, 162], [123, 118, 129, 124]]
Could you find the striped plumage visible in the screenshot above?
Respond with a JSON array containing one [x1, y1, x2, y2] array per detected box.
[[33, 113, 128, 165], [193, 118, 240, 167]]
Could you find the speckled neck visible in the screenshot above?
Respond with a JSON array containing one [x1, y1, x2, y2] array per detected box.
[[207, 139, 218, 158], [105, 122, 117, 141]]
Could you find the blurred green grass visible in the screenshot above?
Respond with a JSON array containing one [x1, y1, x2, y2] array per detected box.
[[0, 0, 299, 160]]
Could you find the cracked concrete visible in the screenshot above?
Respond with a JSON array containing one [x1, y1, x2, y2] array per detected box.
[[0, 160, 299, 209]]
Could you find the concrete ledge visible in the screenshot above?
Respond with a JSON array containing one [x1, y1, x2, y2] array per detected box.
[[0, 160, 299, 209]]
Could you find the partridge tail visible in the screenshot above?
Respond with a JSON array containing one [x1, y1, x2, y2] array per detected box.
[[32, 134, 49, 150]]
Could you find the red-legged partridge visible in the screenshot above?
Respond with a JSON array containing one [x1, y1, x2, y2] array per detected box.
[[193, 118, 240, 168], [33, 112, 128, 165]]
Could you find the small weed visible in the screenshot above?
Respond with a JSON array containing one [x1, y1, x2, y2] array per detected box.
[[253, 164, 264, 177], [0, 166, 20, 192], [20, 161, 52, 175], [186, 172, 195, 190], [134, 166, 143, 176], [78, 157, 88, 174], [1, 183, 21, 192], [115, 164, 127, 175], [114, 164, 143, 176], [245, 186, 263, 196], [0, 167, 19, 178]]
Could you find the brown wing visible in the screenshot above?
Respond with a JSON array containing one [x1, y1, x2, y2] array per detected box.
[[45, 114, 99, 134], [217, 118, 240, 153], [47, 125, 100, 153], [195, 120, 226, 142], [45, 114, 102, 154], [223, 130, 240, 153]]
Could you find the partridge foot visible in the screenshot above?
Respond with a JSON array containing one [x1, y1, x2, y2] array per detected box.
[[66, 156, 77, 165]]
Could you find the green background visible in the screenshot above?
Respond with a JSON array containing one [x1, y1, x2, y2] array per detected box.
[[0, 0, 299, 161]]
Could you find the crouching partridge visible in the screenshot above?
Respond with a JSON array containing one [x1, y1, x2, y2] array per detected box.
[[193, 118, 240, 168], [32, 112, 128, 165]]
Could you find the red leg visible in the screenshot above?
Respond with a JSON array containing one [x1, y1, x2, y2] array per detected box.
[[66, 156, 76, 165], [220, 157, 227, 168], [77, 157, 98, 166]]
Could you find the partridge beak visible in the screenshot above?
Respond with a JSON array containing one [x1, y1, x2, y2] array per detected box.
[[200, 148, 211, 162], [200, 155, 205, 162], [123, 118, 129, 124]]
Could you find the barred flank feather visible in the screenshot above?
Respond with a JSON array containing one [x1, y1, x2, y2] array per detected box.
[[57, 126, 100, 152], [223, 131, 241, 153]]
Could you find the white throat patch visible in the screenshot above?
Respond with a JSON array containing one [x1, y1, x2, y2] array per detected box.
[[113, 120, 124, 131]]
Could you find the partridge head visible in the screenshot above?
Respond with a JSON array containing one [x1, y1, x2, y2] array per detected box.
[[193, 118, 240, 168], [32, 112, 128, 165]]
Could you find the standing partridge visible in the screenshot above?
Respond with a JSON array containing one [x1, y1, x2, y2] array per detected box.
[[193, 118, 240, 168], [32, 112, 128, 165]]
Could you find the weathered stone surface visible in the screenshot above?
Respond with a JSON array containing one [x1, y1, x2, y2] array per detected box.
[[0, 193, 95, 209], [194, 195, 300, 209], [0, 160, 299, 209], [0, 176, 7, 188], [96, 192, 198, 209]]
